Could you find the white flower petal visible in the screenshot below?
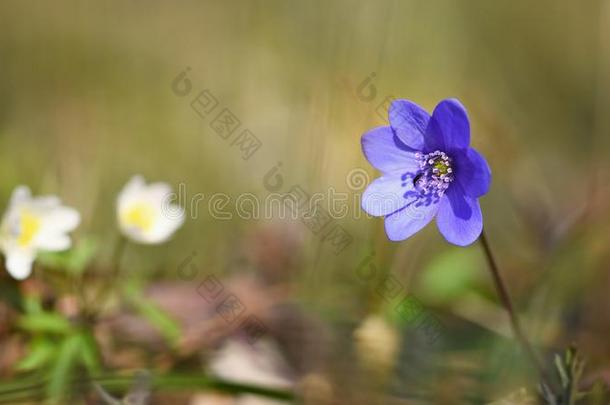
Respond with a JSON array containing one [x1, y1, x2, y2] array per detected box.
[[145, 205, 185, 244], [35, 232, 72, 251], [9, 186, 32, 207], [5, 249, 35, 280], [117, 175, 146, 210], [145, 182, 172, 202], [42, 207, 81, 233], [119, 222, 149, 244]]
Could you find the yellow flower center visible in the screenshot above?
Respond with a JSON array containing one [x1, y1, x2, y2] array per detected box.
[[122, 203, 156, 232], [18, 210, 41, 247], [433, 159, 450, 175]]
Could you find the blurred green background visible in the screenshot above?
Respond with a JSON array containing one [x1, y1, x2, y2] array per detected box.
[[1, 1, 609, 403]]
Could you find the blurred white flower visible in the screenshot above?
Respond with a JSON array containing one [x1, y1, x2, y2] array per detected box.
[[117, 175, 184, 244], [354, 314, 399, 377], [0, 186, 80, 280]]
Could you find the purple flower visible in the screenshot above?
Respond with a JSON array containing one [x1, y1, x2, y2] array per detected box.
[[361, 98, 491, 246]]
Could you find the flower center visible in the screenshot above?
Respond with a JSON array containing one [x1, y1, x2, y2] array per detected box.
[[17, 210, 41, 247], [414, 150, 454, 197], [122, 203, 156, 232]]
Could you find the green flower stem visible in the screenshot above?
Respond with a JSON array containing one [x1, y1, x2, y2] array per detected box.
[[479, 229, 552, 389], [109, 234, 128, 282], [86, 235, 128, 319]]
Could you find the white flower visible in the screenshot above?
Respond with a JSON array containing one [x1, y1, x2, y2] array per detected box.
[[0, 186, 81, 280], [117, 175, 184, 244]]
